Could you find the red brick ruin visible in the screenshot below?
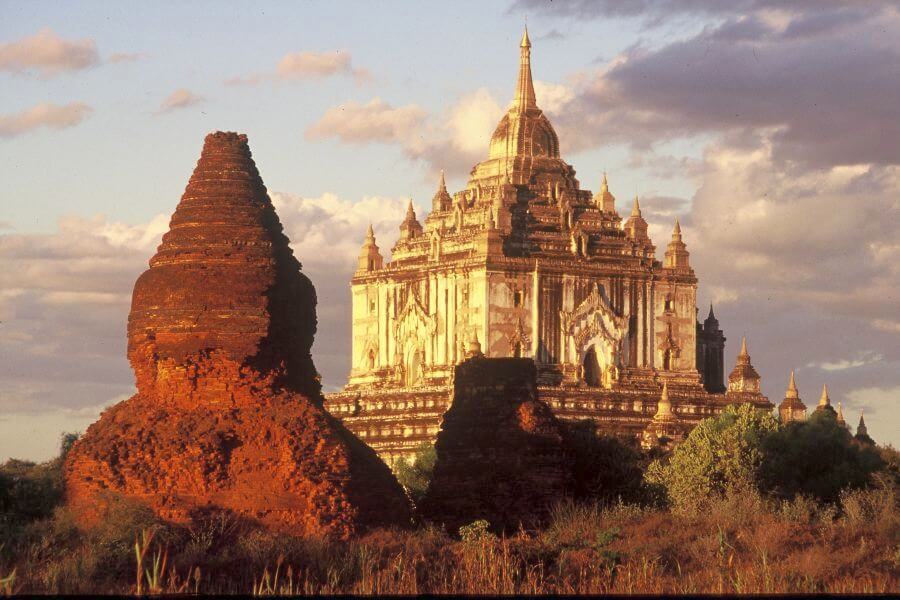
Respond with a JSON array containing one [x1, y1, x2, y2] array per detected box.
[[64, 132, 411, 538], [420, 356, 570, 533]]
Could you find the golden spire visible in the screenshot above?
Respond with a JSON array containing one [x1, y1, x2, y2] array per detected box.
[[631, 195, 642, 217], [601, 172, 609, 193], [786, 370, 799, 398], [818, 383, 831, 407], [673, 218, 682, 239], [439, 169, 447, 193], [837, 401, 846, 425], [739, 335, 748, 357], [405, 199, 416, 219], [365, 222, 375, 243], [513, 26, 537, 110]]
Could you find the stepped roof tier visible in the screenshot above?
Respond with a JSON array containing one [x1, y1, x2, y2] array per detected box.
[[325, 31, 772, 464]]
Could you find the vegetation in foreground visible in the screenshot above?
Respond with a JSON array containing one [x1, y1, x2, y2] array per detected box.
[[0, 408, 897, 595]]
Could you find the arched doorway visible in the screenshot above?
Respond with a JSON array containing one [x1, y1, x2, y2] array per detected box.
[[406, 349, 422, 387], [583, 346, 601, 386]]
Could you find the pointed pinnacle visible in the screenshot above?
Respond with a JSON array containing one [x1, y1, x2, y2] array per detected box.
[[673, 217, 682, 236], [439, 169, 447, 191], [788, 370, 798, 394], [631, 195, 641, 217], [819, 383, 830, 407], [740, 335, 748, 357], [366, 222, 375, 238], [661, 380, 669, 402], [406, 199, 415, 218], [521, 25, 531, 48], [707, 303, 715, 320]]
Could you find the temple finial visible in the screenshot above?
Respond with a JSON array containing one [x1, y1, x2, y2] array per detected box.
[[787, 370, 798, 397], [513, 25, 537, 110], [439, 169, 447, 192], [819, 383, 830, 407], [365, 222, 375, 240], [707, 303, 715, 320], [631, 195, 642, 217], [673, 218, 682, 237], [406, 199, 415, 218], [739, 335, 748, 357], [601, 171, 608, 192]]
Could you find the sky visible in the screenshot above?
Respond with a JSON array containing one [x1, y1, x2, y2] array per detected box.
[[1, 0, 898, 461]]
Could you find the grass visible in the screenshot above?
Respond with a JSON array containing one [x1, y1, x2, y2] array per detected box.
[[0, 483, 896, 595], [1, 432, 897, 594]]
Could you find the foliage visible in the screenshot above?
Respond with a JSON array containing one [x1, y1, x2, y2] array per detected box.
[[760, 411, 885, 503], [645, 404, 779, 510], [458, 519, 493, 543], [0, 432, 80, 535], [562, 420, 654, 505], [393, 443, 437, 504]]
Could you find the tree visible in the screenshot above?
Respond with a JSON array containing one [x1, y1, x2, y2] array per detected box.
[[393, 443, 437, 504], [760, 410, 885, 503], [646, 403, 778, 509], [562, 420, 649, 504]]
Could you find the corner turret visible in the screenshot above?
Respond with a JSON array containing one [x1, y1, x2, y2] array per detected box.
[[664, 218, 690, 269], [779, 370, 807, 423], [357, 223, 384, 272]]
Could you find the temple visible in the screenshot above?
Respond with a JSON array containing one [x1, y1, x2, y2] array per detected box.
[[324, 29, 773, 463]]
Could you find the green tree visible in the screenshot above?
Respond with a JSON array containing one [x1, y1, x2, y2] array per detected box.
[[393, 443, 437, 504], [760, 410, 884, 503], [646, 403, 778, 510]]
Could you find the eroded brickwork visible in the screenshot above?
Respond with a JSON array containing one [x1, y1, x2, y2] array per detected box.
[[420, 357, 569, 533], [64, 132, 410, 538]]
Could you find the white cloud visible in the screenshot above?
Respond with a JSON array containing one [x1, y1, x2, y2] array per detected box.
[[227, 50, 371, 87], [0, 28, 100, 76], [807, 351, 884, 372], [157, 88, 205, 114], [307, 88, 505, 178], [306, 98, 427, 144], [0, 102, 93, 139]]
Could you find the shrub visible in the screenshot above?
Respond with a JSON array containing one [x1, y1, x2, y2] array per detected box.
[[760, 411, 885, 503], [458, 520, 493, 543], [393, 443, 437, 504], [562, 421, 650, 505], [645, 404, 778, 510]]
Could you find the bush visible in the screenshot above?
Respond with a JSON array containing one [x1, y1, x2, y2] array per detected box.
[[645, 404, 778, 510], [393, 443, 437, 504], [562, 421, 651, 505], [760, 411, 885, 503]]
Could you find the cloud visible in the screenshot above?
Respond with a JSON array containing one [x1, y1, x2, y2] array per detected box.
[[306, 98, 428, 145], [807, 351, 884, 372], [0, 102, 93, 139], [0, 194, 411, 460], [306, 88, 506, 179], [0, 28, 100, 76], [509, 0, 858, 23], [157, 88, 205, 114], [226, 50, 372, 87], [277, 50, 370, 84], [530, 5, 900, 169]]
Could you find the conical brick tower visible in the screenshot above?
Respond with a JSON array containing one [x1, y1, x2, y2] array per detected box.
[[65, 132, 410, 537]]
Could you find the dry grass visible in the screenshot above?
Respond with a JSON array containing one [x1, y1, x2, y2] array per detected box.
[[2, 482, 896, 595]]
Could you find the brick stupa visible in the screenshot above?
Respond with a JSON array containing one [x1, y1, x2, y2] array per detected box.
[[64, 132, 411, 538], [420, 354, 570, 533]]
